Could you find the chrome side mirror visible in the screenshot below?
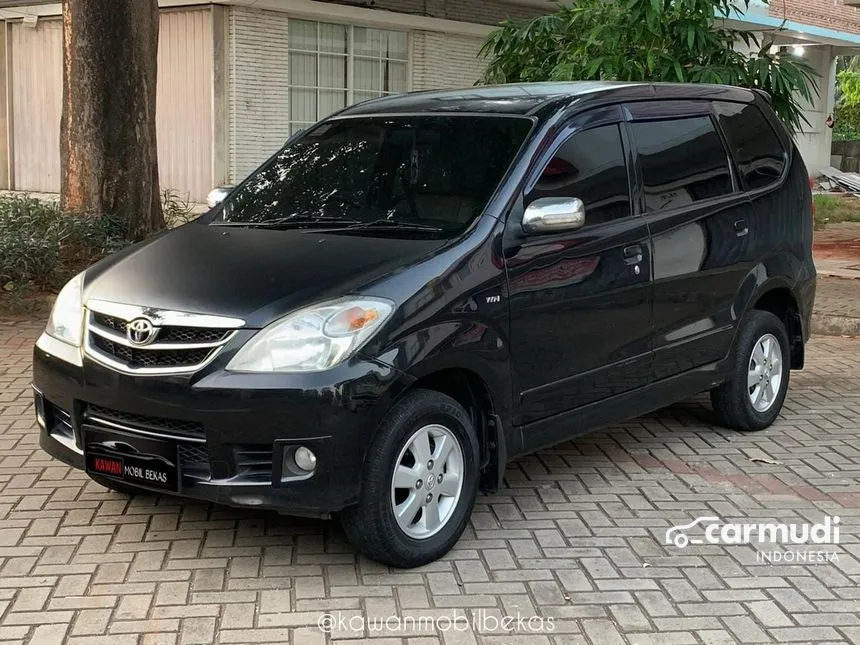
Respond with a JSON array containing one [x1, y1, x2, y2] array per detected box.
[[206, 185, 234, 209], [522, 197, 586, 234]]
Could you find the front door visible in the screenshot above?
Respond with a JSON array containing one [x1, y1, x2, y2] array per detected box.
[[504, 109, 653, 426]]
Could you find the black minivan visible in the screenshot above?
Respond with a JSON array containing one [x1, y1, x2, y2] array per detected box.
[[34, 82, 815, 567]]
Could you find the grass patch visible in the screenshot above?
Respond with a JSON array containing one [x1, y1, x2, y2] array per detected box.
[[814, 194, 860, 230]]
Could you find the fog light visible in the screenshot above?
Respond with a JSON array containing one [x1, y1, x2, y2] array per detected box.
[[294, 446, 317, 472]]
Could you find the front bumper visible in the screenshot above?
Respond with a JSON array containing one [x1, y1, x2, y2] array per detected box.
[[33, 336, 410, 517]]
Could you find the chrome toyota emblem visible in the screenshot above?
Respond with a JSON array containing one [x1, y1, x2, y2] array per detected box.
[[126, 318, 157, 346]]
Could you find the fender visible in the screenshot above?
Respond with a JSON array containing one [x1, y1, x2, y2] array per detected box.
[[372, 319, 517, 491], [728, 252, 810, 368]]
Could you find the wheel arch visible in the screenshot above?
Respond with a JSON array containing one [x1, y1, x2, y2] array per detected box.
[[404, 366, 508, 493], [748, 283, 804, 369], [733, 260, 806, 370]]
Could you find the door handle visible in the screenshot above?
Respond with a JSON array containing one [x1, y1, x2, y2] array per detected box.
[[734, 219, 749, 237], [623, 245, 643, 265]]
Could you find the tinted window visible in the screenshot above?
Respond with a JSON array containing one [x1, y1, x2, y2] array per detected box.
[[528, 124, 630, 226], [631, 117, 733, 212], [715, 101, 786, 190], [215, 115, 533, 235]]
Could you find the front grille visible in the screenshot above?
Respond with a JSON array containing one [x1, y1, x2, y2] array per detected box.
[[91, 335, 212, 369], [92, 313, 127, 333], [92, 313, 232, 344], [85, 303, 242, 375], [85, 404, 205, 440]]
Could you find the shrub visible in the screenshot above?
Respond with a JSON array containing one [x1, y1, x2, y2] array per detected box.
[[161, 188, 197, 226], [0, 195, 131, 309]]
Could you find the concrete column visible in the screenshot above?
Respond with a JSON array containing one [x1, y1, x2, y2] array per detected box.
[[793, 45, 836, 175], [0, 22, 9, 190], [211, 5, 229, 189]]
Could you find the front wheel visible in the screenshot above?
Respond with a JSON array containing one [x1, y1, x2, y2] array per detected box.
[[711, 310, 791, 431], [341, 389, 479, 568]]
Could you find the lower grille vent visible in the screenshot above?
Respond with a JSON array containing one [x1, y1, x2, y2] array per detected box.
[[233, 446, 274, 483]]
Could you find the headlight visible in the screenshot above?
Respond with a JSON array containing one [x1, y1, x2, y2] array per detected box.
[[45, 272, 85, 347], [226, 297, 394, 373]]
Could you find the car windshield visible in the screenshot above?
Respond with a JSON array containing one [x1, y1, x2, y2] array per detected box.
[[212, 115, 533, 235]]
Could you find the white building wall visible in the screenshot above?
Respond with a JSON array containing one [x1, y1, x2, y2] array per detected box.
[[412, 30, 486, 90], [228, 7, 291, 183], [226, 7, 488, 181], [7, 8, 214, 199], [793, 45, 837, 175], [157, 8, 214, 202], [10, 18, 62, 193]]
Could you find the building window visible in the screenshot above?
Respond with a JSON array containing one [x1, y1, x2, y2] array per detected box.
[[288, 19, 408, 134]]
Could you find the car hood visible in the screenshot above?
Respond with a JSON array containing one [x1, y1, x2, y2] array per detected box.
[[83, 223, 448, 328]]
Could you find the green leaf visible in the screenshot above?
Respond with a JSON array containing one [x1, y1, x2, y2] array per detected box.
[[587, 56, 605, 78], [476, 0, 818, 134]]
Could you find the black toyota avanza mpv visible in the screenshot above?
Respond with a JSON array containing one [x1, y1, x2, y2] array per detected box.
[[34, 82, 815, 567]]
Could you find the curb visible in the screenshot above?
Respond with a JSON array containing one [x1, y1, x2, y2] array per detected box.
[[812, 312, 860, 337], [817, 270, 859, 280]]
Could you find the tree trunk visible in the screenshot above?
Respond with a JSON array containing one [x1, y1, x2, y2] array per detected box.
[[61, 0, 163, 241]]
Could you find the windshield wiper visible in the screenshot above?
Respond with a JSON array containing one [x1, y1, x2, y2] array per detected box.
[[212, 216, 362, 229], [334, 219, 444, 232]]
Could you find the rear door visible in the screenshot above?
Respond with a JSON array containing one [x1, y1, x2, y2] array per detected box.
[[505, 106, 653, 425], [625, 100, 751, 381]]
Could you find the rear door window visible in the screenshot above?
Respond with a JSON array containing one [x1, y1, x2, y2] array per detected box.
[[714, 101, 786, 191], [630, 116, 734, 212]]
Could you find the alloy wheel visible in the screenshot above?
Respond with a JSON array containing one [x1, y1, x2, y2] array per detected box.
[[390, 423, 464, 539], [747, 333, 783, 413]]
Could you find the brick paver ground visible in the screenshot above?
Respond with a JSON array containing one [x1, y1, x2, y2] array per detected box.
[[2, 319, 860, 645], [816, 277, 860, 319]]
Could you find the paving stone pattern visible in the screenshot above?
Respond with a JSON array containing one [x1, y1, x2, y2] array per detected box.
[[2, 320, 860, 644]]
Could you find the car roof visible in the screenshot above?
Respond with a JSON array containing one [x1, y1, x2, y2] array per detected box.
[[337, 81, 759, 118]]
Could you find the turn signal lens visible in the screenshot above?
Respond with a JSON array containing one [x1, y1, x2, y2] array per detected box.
[[326, 306, 380, 335]]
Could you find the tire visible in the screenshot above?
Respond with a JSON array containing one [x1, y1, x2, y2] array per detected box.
[[89, 474, 141, 496], [711, 310, 791, 431], [341, 389, 480, 568]]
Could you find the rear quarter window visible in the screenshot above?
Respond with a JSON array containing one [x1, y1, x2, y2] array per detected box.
[[714, 101, 787, 191]]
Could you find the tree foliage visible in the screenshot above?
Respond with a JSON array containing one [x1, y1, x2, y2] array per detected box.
[[479, 0, 818, 133], [834, 57, 860, 140]]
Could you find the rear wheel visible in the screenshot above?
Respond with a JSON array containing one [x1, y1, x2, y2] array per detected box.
[[341, 389, 479, 568], [711, 310, 791, 431]]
